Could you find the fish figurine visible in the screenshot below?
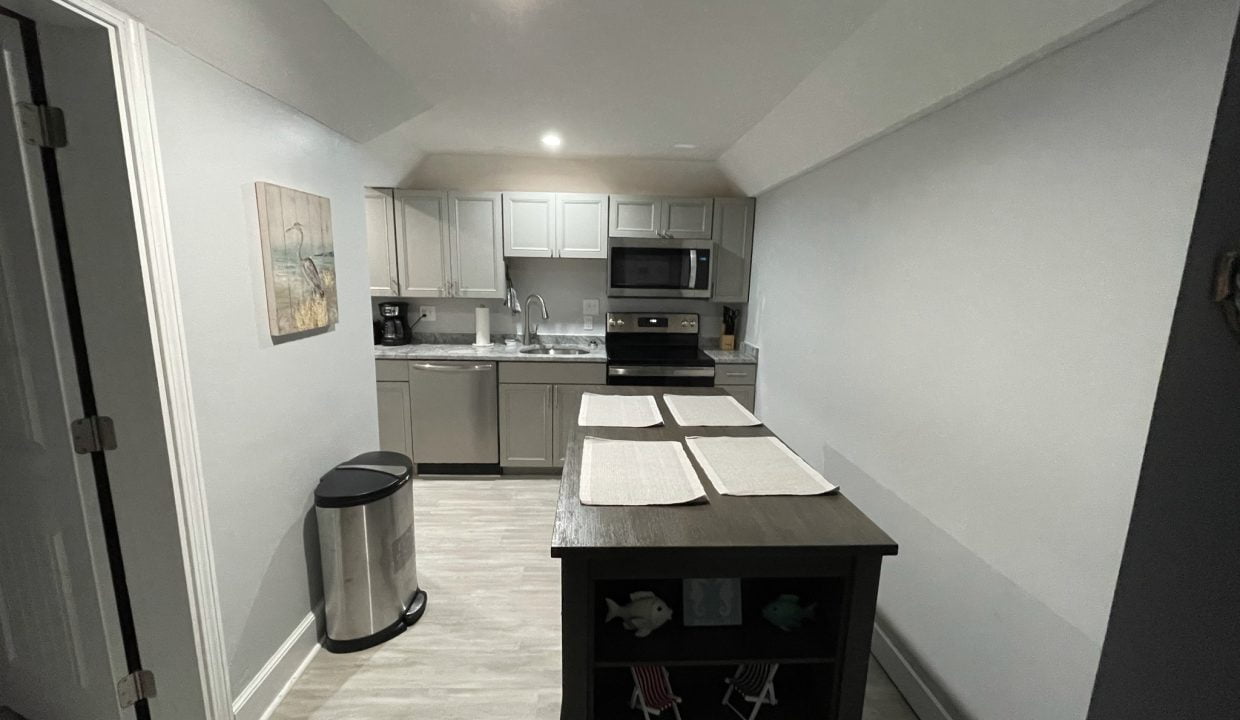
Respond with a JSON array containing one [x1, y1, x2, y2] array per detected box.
[[762, 594, 817, 632], [605, 591, 673, 638]]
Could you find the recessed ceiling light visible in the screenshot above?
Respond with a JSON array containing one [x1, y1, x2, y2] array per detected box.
[[673, 143, 697, 149], [541, 132, 562, 149]]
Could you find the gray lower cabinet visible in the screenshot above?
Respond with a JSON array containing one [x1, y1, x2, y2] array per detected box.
[[499, 361, 606, 469], [499, 383, 555, 467], [721, 385, 756, 412], [376, 380, 414, 459]]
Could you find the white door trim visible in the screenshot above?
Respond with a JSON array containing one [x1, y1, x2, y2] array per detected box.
[[38, 0, 234, 717]]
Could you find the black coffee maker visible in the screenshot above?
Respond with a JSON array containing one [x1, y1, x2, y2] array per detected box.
[[378, 302, 412, 346]]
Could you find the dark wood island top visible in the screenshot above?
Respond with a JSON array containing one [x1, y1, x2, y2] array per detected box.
[[552, 386, 897, 558]]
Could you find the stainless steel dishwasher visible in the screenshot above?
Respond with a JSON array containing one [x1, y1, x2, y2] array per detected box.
[[407, 360, 499, 466]]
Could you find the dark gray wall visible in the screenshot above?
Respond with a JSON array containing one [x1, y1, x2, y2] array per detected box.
[[1087, 10, 1240, 718]]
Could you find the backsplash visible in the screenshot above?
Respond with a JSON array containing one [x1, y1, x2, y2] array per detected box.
[[372, 257, 746, 343]]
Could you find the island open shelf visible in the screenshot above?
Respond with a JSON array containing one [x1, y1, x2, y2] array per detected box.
[[552, 388, 898, 720]]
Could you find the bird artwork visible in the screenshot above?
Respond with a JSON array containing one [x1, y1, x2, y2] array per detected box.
[[256, 182, 338, 337], [287, 222, 326, 299]]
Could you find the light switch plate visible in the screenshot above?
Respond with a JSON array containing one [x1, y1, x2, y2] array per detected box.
[[418, 306, 436, 322], [582, 298, 600, 315], [583, 315, 594, 331]]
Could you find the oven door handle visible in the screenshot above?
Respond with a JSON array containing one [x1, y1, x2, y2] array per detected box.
[[608, 366, 715, 378]]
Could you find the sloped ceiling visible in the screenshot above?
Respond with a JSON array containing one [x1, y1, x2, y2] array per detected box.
[[110, 0, 428, 143]]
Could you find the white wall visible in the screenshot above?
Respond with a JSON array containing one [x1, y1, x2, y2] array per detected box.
[[146, 34, 399, 710], [745, 0, 1235, 717]]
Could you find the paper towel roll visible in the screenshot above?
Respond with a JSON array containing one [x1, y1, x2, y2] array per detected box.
[[474, 306, 492, 346]]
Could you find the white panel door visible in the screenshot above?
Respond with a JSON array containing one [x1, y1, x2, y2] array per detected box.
[[503, 191, 555, 258], [663, 197, 714, 238], [608, 195, 661, 238], [395, 190, 449, 297], [0, 15, 132, 720], [711, 197, 755, 302], [449, 191, 505, 298], [364, 187, 398, 295], [556, 193, 607, 259]]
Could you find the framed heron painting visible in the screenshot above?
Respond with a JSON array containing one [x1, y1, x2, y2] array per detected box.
[[255, 182, 338, 337]]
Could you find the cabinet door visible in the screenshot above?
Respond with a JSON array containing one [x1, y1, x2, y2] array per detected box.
[[663, 197, 714, 239], [608, 195, 661, 238], [711, 197, 755, 303], [722, 385, 756, 412], [395, 190, 449, 297], [376, 380, 414, 461], [556, 193, 608, 259], [365, 188, 398, 296], [499, 383, 554, 467], [503, 192, 555, 258], [449, 191, 505, 298], [552, 384, 599, 467]]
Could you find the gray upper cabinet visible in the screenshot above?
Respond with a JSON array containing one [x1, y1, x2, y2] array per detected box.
[[662, 197, 713, 239], [608, 195, 713, 239], [449, 191, 505, 298], [502, 192, 607, 259], [711, 197, 756, 303], [503, 192, 556, 258], [556, 193, 608, 259], [609, 195, 661, 238], [395, 190, 449, 297], [365, 188, 398, 296], [499, 383, 554, 467]]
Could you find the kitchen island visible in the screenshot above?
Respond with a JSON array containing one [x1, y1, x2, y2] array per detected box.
[[552, 387, 896, 720]]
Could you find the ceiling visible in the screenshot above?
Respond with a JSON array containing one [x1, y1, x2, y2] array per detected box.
[[322, 0, 883, 160]]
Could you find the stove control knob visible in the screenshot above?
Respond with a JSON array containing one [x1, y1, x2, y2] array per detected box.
[[681, 320, 690, 327], [615, 319, 626, 327]]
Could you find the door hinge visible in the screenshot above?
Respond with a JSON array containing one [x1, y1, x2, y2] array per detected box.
[[16, 102, 68, 148], [116, 669, 157, 708], [71, 415, 117, 454]]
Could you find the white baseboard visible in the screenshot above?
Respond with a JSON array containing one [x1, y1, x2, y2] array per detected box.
[[871, 622, 955, 720], [231, 611, 321, 720]]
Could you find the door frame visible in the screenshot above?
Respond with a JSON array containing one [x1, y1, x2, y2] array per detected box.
[[19, 0, 233, 717]]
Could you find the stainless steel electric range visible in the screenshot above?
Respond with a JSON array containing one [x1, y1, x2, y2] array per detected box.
[[604, 312, 715, 387]]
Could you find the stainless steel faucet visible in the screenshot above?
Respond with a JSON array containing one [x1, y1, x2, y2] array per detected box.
[[522, 294, 548, 346]]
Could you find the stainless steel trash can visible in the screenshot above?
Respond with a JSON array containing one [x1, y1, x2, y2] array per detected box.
[[315, 451, 427, 653]]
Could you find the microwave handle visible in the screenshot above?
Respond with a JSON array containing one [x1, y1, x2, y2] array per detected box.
[[688, 249, 698, 290]]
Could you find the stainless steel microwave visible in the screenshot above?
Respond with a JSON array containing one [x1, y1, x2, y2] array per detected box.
[[606, 238, 713, 298]]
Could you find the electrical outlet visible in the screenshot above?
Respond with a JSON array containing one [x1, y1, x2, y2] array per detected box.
[[418, 306, 436, 322], [583, 298, 600, 315], [583, 315, 594, 331]]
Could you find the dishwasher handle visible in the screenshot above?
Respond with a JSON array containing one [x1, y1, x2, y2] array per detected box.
[[410, 362, 495, 372]]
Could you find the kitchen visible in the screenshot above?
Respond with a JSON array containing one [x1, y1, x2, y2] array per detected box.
[[3, 1, 1234, 720], [368, 188, 758, 472]]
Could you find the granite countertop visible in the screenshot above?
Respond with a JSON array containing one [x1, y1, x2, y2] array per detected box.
[[375, 342, 607, 363], [374, 336, 756, 364]]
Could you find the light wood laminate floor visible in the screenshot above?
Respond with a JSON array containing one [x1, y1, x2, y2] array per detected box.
[[272, 480, 917, 720]]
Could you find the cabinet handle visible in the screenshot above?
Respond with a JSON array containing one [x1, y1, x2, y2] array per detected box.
[[411, 362, 494, 372], [724, 371, 749, 377]]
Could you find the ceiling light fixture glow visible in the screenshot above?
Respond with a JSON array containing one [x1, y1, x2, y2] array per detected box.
[[673, 143, 697, 149], [541, 132, 563, 149]]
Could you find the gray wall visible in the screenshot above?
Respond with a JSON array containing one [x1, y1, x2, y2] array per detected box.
[[147, 35, 395, 697], [744, 0, 1236, 717], [1088, 7, 1240, 716]]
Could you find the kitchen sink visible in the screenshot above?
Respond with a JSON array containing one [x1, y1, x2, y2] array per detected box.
[[519, 345, 591, 356]]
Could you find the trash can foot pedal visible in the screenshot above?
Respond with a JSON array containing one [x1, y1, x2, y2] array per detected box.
[[404, 590, 428, 626]]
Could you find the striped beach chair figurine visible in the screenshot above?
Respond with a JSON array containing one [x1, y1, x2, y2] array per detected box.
[[629, 665, 683, 719], [722, 663, 780, 720]]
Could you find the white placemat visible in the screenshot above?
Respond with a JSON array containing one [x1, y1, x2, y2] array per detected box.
[[579, 437, 707, 506], [663, 394, 762, 427], [685, 436, 837, 496], [578, 393, 663, 427]]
